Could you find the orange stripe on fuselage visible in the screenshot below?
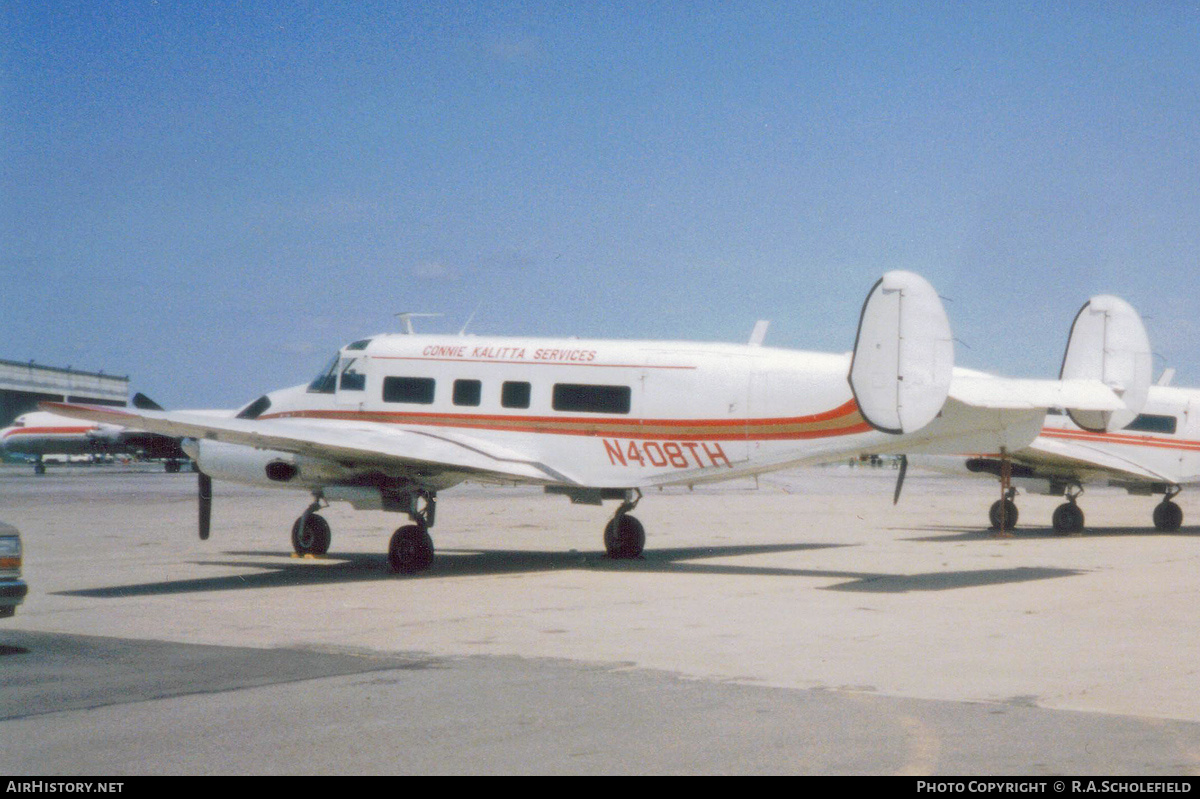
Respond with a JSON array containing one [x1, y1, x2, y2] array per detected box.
[[1039, 427, 1200, 452], [261, 399, 872, 442]]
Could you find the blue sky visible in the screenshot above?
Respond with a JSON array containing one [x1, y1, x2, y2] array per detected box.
[[3, 1, 1199, 408]]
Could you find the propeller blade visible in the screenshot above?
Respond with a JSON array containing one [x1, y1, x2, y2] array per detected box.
[[893, 455, 908, 505], [198, 472, 212, 540], [132, 392, 165, 411]]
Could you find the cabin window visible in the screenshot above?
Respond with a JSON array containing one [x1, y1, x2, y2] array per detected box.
[[453, 379, 482, 407], [383, 376, 435, 404], [345, 339, 372, 351], [501, 381, 531, 409], [339, 358, 365, 391], [1124, 414, 1177, 435], [552, 383, 632, 414], [307, 354, 339, 394]]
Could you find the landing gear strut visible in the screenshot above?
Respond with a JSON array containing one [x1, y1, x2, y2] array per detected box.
[[387, 490, 437, 574], [604, 490, 645, 559], [1153, 487, 1183, 532]]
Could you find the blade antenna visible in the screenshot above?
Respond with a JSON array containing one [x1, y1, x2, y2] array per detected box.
[[459, 302, 483, 336]]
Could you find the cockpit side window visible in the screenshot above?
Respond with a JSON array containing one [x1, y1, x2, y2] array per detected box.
[[307, 355, 339, 394], [339, 358, 366, 391]]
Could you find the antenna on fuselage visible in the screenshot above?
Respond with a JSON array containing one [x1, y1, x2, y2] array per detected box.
[[748, 320, 770, 347], [459, 302, 483, 336], [394, 313, 442, 334]]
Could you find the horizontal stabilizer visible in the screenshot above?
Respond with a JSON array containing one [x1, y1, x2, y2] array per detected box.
[[1059, 295, 1152, 432], [949, 375, 1125, 411], [848, 271, 954, 434]]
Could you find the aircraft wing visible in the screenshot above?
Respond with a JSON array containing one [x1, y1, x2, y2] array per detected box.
[[40, 402, 578, 486], [1019, 435, 1174, 484]]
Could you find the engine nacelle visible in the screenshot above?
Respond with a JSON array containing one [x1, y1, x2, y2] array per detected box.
[[190, 439, 356, 488]]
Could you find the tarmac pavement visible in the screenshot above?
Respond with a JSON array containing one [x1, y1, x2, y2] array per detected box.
[[2, 463, 1198, 774]]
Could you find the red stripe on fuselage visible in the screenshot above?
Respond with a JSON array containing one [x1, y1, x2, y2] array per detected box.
[[260, 399, 872, 442], [1040, 427, 1200, 452], [1, 426, 98, 439]]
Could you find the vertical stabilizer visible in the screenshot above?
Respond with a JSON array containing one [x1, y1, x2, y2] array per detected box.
[[848, 271, 954, 434], [1059, 295, 1151, 432]]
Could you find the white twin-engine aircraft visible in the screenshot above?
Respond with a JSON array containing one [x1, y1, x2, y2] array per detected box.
[[930, 373, 1200, 535], [44, 272, 1153, 574]]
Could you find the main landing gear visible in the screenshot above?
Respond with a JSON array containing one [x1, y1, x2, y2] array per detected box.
[[291, 497, 332, 556], [1153, 487, 1184, 532], [989, 488, 1019, 532], [603, 490, 645, 559], [288, 489, 440, 574], [984, 484, 1185, 535], [387, 490, 436, 574], [1051, 485, 1085, 535]]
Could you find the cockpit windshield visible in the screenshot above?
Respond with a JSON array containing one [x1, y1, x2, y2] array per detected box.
[[307, 354, 339, 394]]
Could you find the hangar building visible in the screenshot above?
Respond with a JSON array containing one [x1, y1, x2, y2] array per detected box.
[[0, 359, 128, 428]]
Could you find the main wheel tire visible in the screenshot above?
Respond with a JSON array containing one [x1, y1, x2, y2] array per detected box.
[[604, 514, 646, 559], [988, 499, 1019, 531], [388, 524, 434, 574], [291, 513, 332, 555], [1153, 501, 1183, 532], [1052, 502, 1085, 535]]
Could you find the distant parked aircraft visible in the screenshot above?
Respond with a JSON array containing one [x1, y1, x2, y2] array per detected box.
[[917, 368, 1199, 534], [1, 395, 200, 473]]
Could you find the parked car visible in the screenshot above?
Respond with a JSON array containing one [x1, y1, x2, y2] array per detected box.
[[0, 522, 27, 618]]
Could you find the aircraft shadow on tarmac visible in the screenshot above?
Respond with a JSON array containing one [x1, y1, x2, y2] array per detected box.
[[55, 541, 1083, 598], [898, 524, 1200, 543]]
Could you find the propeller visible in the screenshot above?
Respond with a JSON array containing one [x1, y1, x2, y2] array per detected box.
[[892, 454, 908, 505], [198, 472, 212, 540]]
